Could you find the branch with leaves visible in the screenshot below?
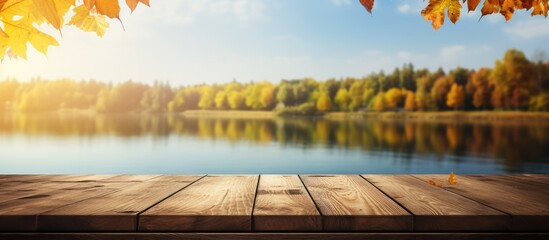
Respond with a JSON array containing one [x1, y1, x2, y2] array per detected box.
[[360, 0, 549, 29], [1, 0, 548, 61], [0, 0, 149, 60]]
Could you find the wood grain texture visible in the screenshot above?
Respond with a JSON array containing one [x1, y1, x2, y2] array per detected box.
[[253, 175, 321, 231], [363, 175, 509, 231], [414, 174, 549, 231], [101, 175, 161, 182], [1, 233, 548, 240], [139, 175, 259, 231], [0, 175, 63, 183], [38, 175, 204, 231], [0, 181, 101, 204], [0, 182, 130, 231], [50, 175, 120, 182], [300, 175, 412, 231]]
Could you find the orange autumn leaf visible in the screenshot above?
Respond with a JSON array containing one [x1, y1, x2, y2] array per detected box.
[[428, 179, 436, 186], [448, 171, 458, 184], [467, 0, 482, 11], [94, 0, 120, 19], [359, 0, 374, 14], [421, 0, 462, 30], [436, 181, 444, 187], [532, 0, 549, 17], [126, 0, 149, 13]]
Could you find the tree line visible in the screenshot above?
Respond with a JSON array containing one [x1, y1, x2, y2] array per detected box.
[[1, 49, 548, 114]]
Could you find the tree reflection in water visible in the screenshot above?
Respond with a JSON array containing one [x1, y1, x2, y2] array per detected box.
[[0, 113, 548, 173]]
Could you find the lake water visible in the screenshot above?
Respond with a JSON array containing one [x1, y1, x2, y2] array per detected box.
[[0, 113, 548, 174]]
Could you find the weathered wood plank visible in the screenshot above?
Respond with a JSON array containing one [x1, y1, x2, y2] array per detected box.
[[490, 174, 549, 186], [1, 233, 548, 240], [0, 175, 63, 183], [139, 175, 259, 231], [50, 175, 120, 182], [300, 175, 412, 231], [414, 175, 549, 231], [253, 175, 321, 231], [0, 182, 130, 231], [363, 175, 509, 231], [37, 175, 204, 231], [0, 181, 100, 204], [101, 175, 161, 182]]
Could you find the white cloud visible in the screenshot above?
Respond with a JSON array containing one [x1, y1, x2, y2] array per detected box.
[[397, 4, 411, 14], [331, 0, 351, 6], [503, 19, 549, 40], [439, 45, 466, 61], [396, 1, 424, 14], [397, 51, 413, 61], [143, 0, 266, 25]]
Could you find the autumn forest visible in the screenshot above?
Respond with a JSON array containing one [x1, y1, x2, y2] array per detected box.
[[1, 49, 549, 114]]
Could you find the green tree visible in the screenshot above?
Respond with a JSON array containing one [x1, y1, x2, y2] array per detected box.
[[276, 84, 295, 106]]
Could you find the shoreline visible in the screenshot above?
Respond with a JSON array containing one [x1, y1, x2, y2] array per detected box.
[[3, 109, 549, 122]]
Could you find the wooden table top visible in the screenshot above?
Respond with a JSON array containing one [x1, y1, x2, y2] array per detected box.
[[0, 174, 547, 236]]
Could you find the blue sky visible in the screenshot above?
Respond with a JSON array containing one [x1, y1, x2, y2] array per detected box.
[[1, 0, 549, 85]]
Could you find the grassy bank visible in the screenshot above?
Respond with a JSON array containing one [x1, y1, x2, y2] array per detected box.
[[183, 110, 549, 122], [355, 111, 549, 122]]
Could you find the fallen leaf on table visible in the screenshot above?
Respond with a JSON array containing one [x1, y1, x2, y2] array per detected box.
[[448, 171, 458, 185]]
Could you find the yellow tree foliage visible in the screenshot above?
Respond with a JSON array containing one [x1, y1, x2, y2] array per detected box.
[[0, 0, 149, 60], [316, 92, 332, 112], [447, 83, 464, 110], [385, 88, 403, 110], [360, 0, 549, 30]]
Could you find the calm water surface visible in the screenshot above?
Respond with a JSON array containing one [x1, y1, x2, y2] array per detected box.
[[0, 113, 548, 174]]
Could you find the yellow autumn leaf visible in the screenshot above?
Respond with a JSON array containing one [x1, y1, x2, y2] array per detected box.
[[0, 27, 7, 37], [32, 0, 62, 29], [421, 0, 462, 30], [68, 5, 109, 37], [448, 171, 458, 185], [28, 26, 59, 54]]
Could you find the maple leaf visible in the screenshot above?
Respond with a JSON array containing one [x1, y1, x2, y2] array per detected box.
[[359, 0, 374, 14], [126, 0, 149, 13], [68, 4, 109, 37], [448, 171, 458, 184], [421, 0, 462, 30]]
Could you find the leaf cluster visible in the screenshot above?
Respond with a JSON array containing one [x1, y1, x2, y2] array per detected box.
[[360, 0, 549, 30], [0, 0, 149, 60]]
